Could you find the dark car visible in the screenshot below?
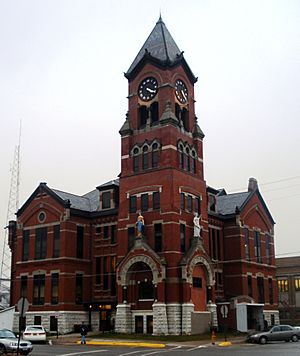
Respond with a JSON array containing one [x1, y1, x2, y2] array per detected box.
[[247, 324, 300, 344], [0, 329, 33, 355]]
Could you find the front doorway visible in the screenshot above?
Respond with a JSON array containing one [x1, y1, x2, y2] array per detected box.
[[135, 316, 143, 333], [147, 315, 153, 334], [99, 310, 111, 332]]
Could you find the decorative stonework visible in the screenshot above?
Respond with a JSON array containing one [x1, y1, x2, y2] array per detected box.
[[153, 302, 168, 335], [166, 303, 182, 335], [183, 255, 214, 286], [115, 303, 132, 333], [118, 254, 165, 285]]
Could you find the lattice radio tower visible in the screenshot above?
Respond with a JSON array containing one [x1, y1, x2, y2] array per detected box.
[[0, 122, 21, 307]]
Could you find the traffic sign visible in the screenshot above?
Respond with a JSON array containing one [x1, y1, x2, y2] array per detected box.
[[220, 304, 228, 318], [17, 297, 29, 317]]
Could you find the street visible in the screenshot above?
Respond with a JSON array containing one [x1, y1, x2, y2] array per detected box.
[[30, 341, 300, 356]]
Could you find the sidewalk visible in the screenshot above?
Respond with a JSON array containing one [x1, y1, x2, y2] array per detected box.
[[50, 333, 246, 348]]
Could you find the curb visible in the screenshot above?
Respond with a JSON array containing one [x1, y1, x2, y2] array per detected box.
[[76, 340, 166, 348]]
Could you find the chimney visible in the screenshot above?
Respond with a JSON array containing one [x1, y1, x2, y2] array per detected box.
[[248, 177, 258, 192]]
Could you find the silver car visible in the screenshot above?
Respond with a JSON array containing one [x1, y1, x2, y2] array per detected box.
[[0, 329, 33, 355], [247, 324, 300, 344]]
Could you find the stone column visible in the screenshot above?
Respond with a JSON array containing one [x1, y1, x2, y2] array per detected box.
[[166, 303, 181, 335], [152, 302, 168, 335], [115, 303, 132, 333], [182, 302, 194, 335], [207, 301, 218, 328]]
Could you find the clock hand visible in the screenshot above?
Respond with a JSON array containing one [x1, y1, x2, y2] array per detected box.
[[146, 88, 156, 93], [181, 90, 187, 100]]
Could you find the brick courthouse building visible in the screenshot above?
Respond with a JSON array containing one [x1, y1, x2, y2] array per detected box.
[[9, 18, 279, 334]]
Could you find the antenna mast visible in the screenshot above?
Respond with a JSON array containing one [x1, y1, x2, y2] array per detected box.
[[0, 121, 21, 307]]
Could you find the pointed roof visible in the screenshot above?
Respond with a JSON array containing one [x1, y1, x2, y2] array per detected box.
[[125, 17, 196, 83]]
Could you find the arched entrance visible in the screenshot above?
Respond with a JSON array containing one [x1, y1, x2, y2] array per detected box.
[[181, 254, 218, 332], [191, 264, 207, 311], [115, 253, 166, 334]]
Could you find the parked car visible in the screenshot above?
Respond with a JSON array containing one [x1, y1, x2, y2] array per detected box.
[[247, 324, 300, 344], [22, 326, 47, 343], [0, 329, 33, 355]]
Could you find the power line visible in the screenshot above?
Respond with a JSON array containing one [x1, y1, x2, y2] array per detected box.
[[228, 175, 300, 193]]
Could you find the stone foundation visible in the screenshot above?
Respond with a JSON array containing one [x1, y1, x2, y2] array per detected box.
[[115, 303, 131, 333], [263, 310, 280, 326], [166, 303, 181, 335], [13, 311, 89, 334], [152, 302, 168, 335], [181, 302, 194, 335]]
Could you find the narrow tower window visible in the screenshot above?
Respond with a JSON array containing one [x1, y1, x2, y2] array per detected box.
[[150, 102, 159, 125], [139, 106, 148, 128], [142, 146, 149, 170]]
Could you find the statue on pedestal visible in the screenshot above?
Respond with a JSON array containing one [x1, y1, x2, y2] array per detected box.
[[136, 212, 144, 237], [193, 213, 202, 238]]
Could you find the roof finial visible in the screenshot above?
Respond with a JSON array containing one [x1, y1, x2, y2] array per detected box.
[[157, 10, 163, 24]]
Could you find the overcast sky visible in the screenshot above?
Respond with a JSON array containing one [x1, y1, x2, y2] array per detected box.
[[0, 0, 299, 260]]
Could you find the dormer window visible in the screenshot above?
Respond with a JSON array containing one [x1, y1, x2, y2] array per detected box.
[[208, 194, 216, 212], [102, 191, 111, 209]]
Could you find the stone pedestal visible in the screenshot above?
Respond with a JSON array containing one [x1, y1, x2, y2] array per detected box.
[[153, 302, 168, 335], [182, 302, 195, 335], [166, 303, 181, 335], [207, 302, 218, 328], [115, 303, 131, 333]]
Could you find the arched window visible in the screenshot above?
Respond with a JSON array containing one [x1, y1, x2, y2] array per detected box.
[[191, 150, 196, 173], [182, 108, 188, 131], [133, 147, 139, 172], [177, 142, 198, 174], [139, 106, 148, 128], [142, 146, 149, 170], [152, 142, 158, 168], [175, 104, 189, 131], [175, 103, 181, 120], [179, 144, 184, 169], [150, 102, 159, 125], [185, 148, 190, 171]]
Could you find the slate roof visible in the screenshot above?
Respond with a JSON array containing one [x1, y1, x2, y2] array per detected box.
[[52, 188, 100, 212], [216, 191, 251, 216], [98, 179, 119, 188], [127, 16, 181, 74]]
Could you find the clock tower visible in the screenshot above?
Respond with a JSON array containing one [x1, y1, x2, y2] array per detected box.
[[115, 16, 216, 335]]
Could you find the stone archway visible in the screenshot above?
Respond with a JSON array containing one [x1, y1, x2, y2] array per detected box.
[[115, 254, 167, 335], [183, 255, 214, 287], [117, 254, 165, 286], [181, 255, 218, 330]]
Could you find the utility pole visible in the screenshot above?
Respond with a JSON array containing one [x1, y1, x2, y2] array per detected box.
[[0, 121, 21, 307]]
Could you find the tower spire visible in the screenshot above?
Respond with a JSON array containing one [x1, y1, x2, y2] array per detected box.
[[125, 17, 196, 83]]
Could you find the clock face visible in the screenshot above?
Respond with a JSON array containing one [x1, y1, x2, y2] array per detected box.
[[138, 77, 158, 101], [175, 79, 188, 104]]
